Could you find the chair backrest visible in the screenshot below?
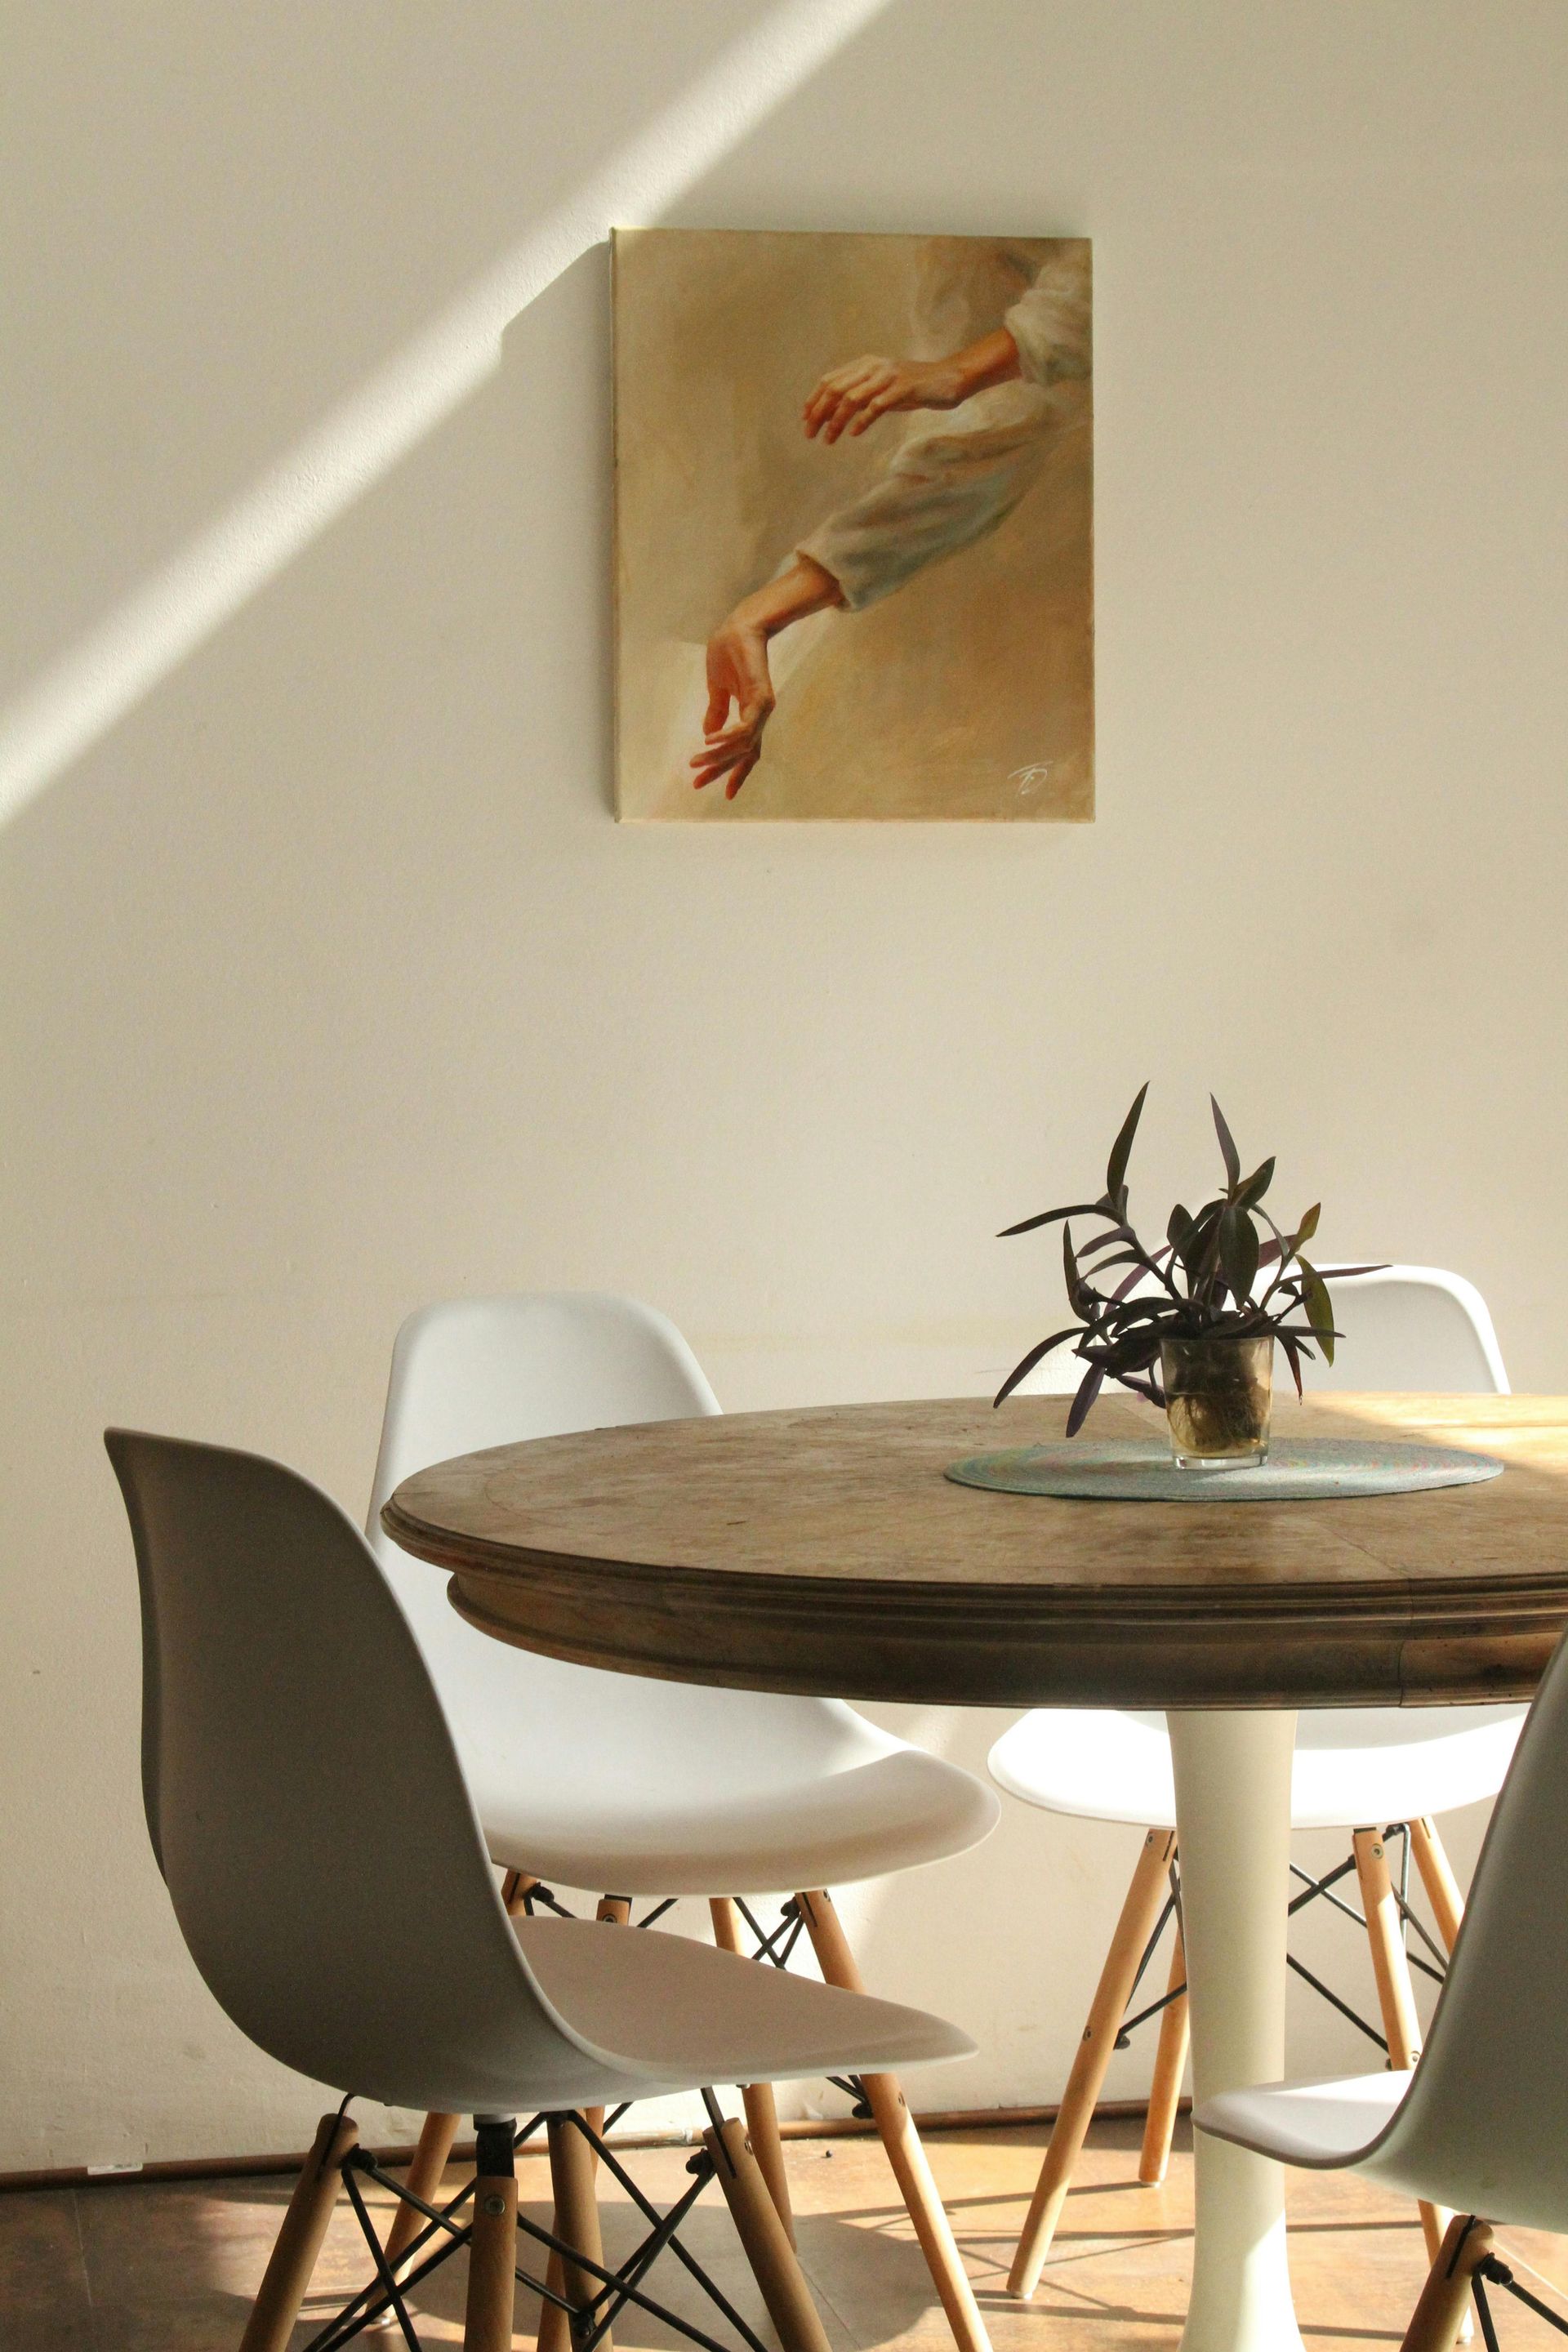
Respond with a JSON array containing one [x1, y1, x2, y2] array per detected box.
[[1372, 1617, 1568, 2230], [1013, 1263, 1508, 1400], [365, 1294, 878, 1802], [369, 1294, 721, 1509], [106, 1430, 617, 2117], [1306, 1265, 1508, 1395], [365, 1291, 717, 1732]]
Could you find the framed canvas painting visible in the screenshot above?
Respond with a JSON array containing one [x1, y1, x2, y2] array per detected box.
[[612, 227, 1093, 822]]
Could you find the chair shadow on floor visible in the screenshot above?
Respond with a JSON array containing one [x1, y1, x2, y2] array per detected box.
[[7, 2122, 1526, 2352]]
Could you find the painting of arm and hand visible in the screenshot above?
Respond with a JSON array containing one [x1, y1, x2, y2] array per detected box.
[[612, 228, 1093, 822]]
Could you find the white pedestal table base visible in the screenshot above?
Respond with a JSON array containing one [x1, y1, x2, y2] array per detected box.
[[1168, 1709, 1306, 2352]]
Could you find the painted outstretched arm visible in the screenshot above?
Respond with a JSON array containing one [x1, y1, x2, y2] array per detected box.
[[695, 250, 1089, 797], [693, 327, 1021, 800], [800, 256, 1091, 616]]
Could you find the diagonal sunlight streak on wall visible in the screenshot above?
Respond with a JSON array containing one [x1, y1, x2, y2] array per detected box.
[[0, 0, 897, 826]]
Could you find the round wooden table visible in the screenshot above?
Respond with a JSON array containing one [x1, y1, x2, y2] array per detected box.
[[385, 1391, 1568, 2352]]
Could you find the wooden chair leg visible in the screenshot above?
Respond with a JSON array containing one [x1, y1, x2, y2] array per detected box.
[[465, 2118, 519, 2352], [704, 2114, 832, 2352], [535, 1899, 632, 2352], [1006, 1829, 1178, 2297], [384, 2108, 461, 2271], [1401, 2216, 1494, 2352], [239, 2109, 359, 2352], [1353, 1829, 1447, 2264], [1410, 1817, 1465, 1953], [536, 2249, 572, 2352], [796, 1889, 991, 2352], [1138, 1922, 1189, 2185], [710, 1896, 796, 2244], [548, 2114, 612, 2352]]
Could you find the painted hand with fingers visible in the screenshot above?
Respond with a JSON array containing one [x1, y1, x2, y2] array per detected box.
[[802, 327, 1022, 443], [692, 612, 775, 799], [693, 555, 844, 799]]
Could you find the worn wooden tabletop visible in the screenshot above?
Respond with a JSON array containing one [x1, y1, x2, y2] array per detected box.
[[381, 1392, 1568, 1709]]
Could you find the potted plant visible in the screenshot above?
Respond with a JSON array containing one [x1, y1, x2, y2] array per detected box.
[[995, 1086, 1380, 1467]]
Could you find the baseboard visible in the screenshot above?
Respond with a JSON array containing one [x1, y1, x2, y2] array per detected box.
[[0, 2096, 1188, 2195]]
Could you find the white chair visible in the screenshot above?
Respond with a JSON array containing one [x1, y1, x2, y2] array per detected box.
[[365, 1292, 1000, 2351], [991, 1267, 1525, 2296], [105, 1428, 973, 2352], [1198, 1616, 1568, 2352]]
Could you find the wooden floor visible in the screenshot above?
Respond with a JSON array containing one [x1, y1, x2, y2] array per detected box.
[[4, 2116, 1566, 2352]]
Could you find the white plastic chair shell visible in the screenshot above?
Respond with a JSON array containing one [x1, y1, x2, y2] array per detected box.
[[106, 1429, 972, 2122], [367, 1294, 999, 1895], [990, 1267, 1523, 1833], [1197, 1619, 1568, 2235], [989, 1702, 1527, 1834]]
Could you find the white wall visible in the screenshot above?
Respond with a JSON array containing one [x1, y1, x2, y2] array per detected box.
[[4, 0, 1567, 2171]]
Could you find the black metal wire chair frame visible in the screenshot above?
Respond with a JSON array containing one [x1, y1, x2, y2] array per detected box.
[[302, 2096, 777, 2352], [1114, 1821, 1448, 2063]]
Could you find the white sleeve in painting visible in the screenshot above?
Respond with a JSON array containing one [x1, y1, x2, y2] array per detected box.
[[797, 390, 1055, 611], [1004, 247, 1092, 390], [797, 247, 1090, 615]]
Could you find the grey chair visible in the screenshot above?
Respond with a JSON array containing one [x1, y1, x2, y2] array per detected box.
[[107, 1428, 971, 2352]]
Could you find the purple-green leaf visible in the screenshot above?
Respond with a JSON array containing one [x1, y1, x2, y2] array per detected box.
[[1278, 1330, 1306, 1398], [1219, 1205, 1260, 1303], [993, 1328, 1083, 1408], [1106, 1083, 1150, 1206], [1298, 1258, 1336, 1363], [1236, 1157, 1275, 1209], [1212, 1095, 1241, 1188], [997, 1201, 1107, 1239], [1065, 1362, 1106, 1437]]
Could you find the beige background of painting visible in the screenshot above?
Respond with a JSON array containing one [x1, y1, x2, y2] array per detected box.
[[614, 228, 1094, 819]]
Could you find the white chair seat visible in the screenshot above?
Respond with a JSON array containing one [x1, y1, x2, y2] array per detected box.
[[989, 1704, 1525, 1833], [1196, 2069, 1409, 2169], [371, 1297, 1001, 1896], [479, 1734, 996, 1896], [514, 1916, 972, 2097]]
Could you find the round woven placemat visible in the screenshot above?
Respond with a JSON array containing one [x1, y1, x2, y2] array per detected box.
[[945, 1436, 1504, 1503]]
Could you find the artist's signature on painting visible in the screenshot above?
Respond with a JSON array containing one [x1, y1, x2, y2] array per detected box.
[[1009, 762, 1054, 796]]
